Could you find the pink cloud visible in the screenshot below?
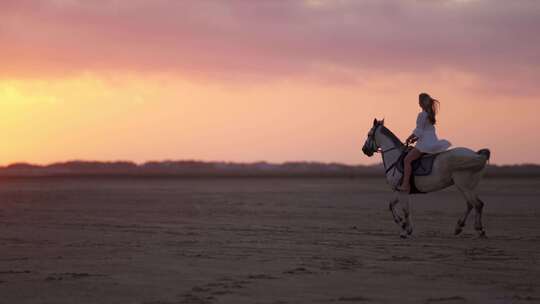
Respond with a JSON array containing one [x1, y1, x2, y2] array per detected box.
[[0, 0, 538, 93]]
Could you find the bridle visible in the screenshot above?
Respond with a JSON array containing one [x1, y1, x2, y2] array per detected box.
[[367, 123, 405, 174], [368, 124, 401, 154]]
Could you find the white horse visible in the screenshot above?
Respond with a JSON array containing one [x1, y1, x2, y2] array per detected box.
[[362, 119, 491, 238]]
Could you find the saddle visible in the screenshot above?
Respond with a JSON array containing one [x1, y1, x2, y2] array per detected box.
[[396, 149, 438, 176], [394, 149, 440, 194]]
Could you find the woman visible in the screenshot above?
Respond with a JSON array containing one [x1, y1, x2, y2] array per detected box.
[[397, 93, 451, 193]]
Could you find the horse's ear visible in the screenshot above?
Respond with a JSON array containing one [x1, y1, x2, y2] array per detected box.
[[373, 118, 378, 126], [381, 119, 385, 125]]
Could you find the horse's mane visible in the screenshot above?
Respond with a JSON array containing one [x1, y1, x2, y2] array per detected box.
[[380, 125, 404, 147]]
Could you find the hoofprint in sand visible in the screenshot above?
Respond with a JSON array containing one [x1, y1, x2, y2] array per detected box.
[[0, 177, 539, 303]]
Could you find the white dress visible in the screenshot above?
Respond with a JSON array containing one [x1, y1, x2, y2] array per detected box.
[[413, 111, 451, 154]]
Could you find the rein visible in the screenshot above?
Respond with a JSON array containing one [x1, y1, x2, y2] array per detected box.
[[383, 146, 405, 174], [369, 124, 404, 174], [378, 146, 400, 154]]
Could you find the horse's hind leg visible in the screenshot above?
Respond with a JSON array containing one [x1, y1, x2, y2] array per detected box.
[[454, 195, 473, 235], [473, 197, 486, 238], [453, 171, 486, 238]]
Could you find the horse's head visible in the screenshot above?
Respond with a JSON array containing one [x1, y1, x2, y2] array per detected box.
[[362, 118, 384, 157]]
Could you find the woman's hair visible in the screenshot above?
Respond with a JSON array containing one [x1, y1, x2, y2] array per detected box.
[[419, 93, 439, 125]]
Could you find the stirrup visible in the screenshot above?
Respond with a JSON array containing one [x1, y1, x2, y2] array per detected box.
[[396, 185, 410, 193]]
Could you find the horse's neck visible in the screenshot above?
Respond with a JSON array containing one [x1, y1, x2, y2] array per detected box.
[[375, 132, 402, 170]]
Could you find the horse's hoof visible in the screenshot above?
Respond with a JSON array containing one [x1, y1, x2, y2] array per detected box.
[[400, 232, 409, 239], [454, 227, 463, 235], [477, 231, 487, 239], [406, 225, 413, 235]]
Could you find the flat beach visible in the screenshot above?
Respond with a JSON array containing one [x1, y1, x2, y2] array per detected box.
[[0, 177, 539, 303]]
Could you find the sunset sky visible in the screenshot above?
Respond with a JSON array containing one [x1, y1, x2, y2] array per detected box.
[[1, 0, 539, 165]]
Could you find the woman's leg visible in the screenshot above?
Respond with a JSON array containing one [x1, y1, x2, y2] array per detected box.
[[398, 148, 423, 192]]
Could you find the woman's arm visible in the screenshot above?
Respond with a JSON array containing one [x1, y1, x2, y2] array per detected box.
[[412, 112, 427, 138], [405, 112, 425, 145], [405, 134, 418, 145]]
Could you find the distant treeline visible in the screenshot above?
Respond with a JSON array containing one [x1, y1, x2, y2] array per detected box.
[[0, 161, 538, 178]]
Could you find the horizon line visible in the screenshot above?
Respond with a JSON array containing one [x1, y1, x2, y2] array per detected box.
[[2, 159, 539, 168]]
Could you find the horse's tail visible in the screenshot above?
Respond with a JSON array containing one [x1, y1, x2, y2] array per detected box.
[[449, 148, 490, 171], [477, 148, 491, 162]]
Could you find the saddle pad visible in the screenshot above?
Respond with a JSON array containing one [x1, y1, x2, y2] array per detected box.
[[396, 151, 439, 176]]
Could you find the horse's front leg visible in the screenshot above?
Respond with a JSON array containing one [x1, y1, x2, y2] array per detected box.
[[388, 192, 403, 227], [399, 193, 413, 238], [389, 192, 413, 238]]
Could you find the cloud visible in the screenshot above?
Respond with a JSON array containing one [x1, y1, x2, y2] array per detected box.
[[0, 0, 538, 93]]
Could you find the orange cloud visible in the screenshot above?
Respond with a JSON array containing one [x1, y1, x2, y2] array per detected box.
[[0, 1, 538, 165]]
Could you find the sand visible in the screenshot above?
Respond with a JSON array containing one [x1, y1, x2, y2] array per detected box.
[[0, 177, 539, 303]]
